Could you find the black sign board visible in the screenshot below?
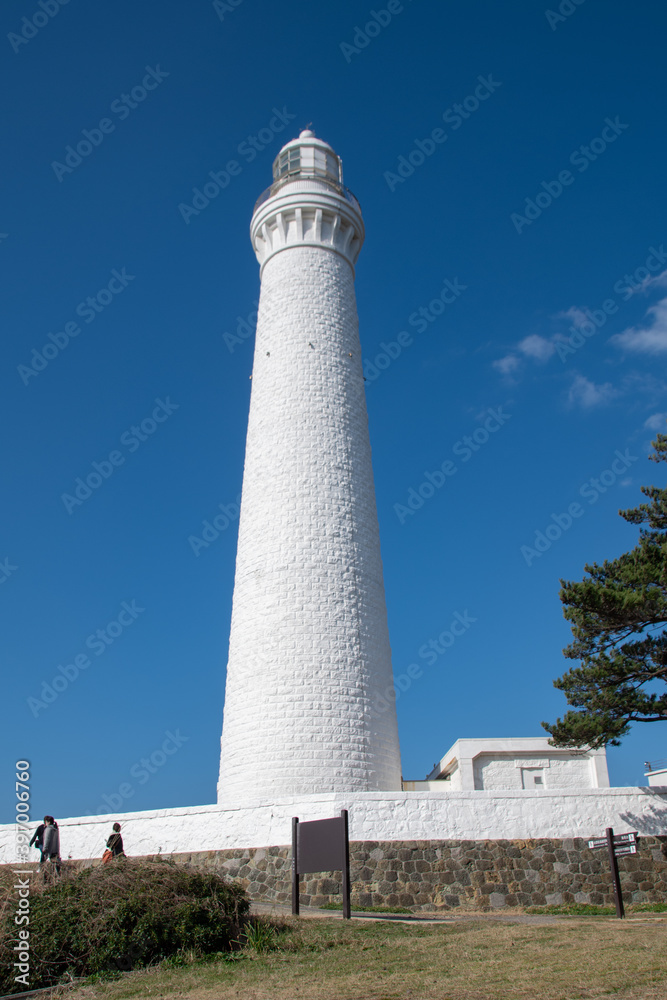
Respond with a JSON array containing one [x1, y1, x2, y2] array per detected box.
[[298, 817, 345, 874], [292, 810, 351, 918]]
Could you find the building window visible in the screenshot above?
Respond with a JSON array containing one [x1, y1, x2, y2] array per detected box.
[[521, 767, 545, 789], [273, 146, 341, 184]]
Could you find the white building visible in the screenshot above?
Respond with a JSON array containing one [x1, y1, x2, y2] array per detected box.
[[645, 759, 667, 787], [403, 738, 610, 791]]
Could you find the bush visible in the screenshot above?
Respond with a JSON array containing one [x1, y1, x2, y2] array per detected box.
[[0, 858, 249, 994]]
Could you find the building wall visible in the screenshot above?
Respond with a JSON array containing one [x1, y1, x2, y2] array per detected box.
[[428, 739, 609, 790], [446, 763, 462, 790], [2, 789, 666, 865], [473, 754, 596, 790]]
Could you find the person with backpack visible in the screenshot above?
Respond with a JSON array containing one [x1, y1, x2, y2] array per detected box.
[[42, 817, 61, 873], [103, 822, 125, 863]]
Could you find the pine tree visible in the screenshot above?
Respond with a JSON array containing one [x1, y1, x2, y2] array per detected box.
[[543, 431, 667, 748]]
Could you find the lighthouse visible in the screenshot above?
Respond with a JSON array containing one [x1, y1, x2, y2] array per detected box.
[[217, 130, 402, 805]]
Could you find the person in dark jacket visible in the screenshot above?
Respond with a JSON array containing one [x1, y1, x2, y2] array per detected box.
[[42, 817, 61, 872], [30, 817, 49, 862], [106, 823, 125, 858]]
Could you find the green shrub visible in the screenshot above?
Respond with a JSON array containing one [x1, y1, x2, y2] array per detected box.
[[0, 859, 249, 994], [242, 918, 280, 952]]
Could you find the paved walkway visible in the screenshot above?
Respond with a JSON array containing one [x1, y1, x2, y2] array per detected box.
[[251, 900, 667, 926], [250, 900, 564, 925]]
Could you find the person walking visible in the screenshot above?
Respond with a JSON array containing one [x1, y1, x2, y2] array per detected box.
[[105, 823, 125, 860], [42, 817, 61, 873], [30, 817, 48, 862]]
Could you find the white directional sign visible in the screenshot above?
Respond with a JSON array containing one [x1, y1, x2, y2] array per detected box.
[[613, 845, 637, 857], [588, 831, 638, 851], [613, 832, 637, 845]]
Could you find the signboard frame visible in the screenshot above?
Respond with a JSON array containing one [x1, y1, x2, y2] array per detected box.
[[291, 810, 351, 919]]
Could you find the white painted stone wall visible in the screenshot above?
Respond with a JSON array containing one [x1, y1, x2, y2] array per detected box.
[[446, 762, 462, 790], [218, 133, 401, 805], [473, 753, 595, 790], [3, 789, 666, 864], [427, 738, 609, 790]]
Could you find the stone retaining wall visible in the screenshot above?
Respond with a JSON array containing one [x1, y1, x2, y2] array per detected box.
[[163, 836, 667, 911], [7, 837, 666, 910]]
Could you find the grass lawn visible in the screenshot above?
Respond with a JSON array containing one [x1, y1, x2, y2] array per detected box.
[[66, 912, 667, 1000]]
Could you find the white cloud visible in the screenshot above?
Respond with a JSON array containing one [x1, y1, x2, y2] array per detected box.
[[492, 354, 520, 375], [644, 412, 667, 431], [628, 267, 667, 297], [559, 306, 590, 330], [517, 334, 555, 361], [567, 374, 616, 409], [650, 269, 667, 290], [493, 334, 559, 375], [610, 296, 667, 354]]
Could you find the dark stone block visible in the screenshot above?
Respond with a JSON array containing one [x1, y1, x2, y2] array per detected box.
[[318, 879, 339, 894]]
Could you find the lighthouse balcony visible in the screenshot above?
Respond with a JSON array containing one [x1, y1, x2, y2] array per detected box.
[[254, 176, 361, 215]]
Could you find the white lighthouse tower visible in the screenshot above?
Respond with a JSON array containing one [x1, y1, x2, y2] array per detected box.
[[217, 130, 402, 805]]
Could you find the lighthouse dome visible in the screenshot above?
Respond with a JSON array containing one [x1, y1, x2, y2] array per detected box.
[[272, 129, 342, 187]]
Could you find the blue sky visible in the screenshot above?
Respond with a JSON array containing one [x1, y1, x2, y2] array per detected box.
[[2, 0, 667, 827]]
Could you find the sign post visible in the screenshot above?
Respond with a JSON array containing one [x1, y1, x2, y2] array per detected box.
[[586, 828, 638, 919], [341, 809, 351, 920], [292, 816, 300, 916], [606, 827, 625, 919]]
